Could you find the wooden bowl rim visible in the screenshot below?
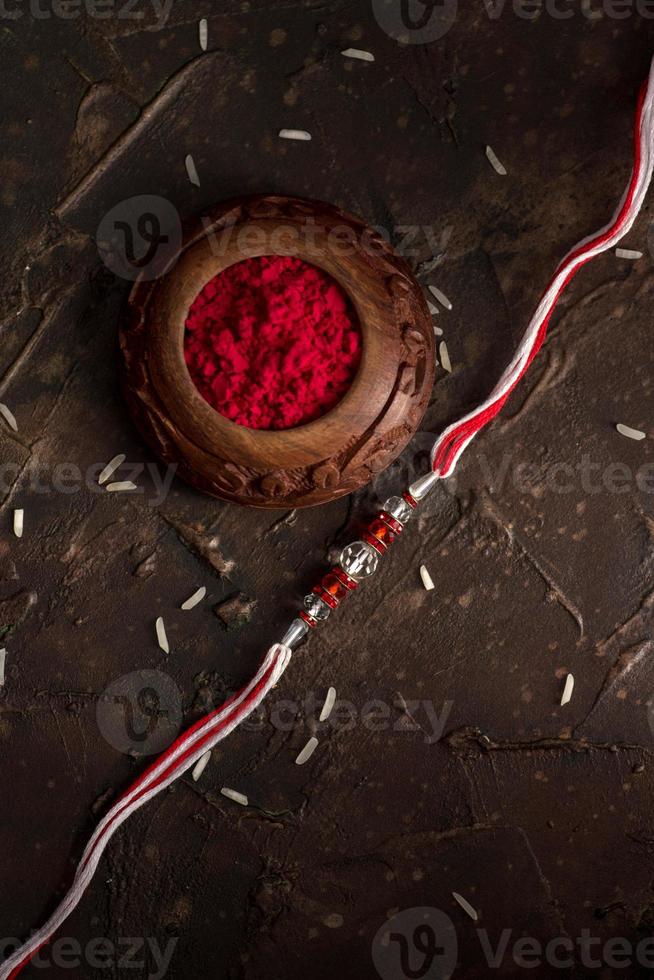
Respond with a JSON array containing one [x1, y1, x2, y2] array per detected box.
[[144, 203, 403, 469]]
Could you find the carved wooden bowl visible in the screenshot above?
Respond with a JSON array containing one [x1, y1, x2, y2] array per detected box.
[[120, 195, 435, 509]]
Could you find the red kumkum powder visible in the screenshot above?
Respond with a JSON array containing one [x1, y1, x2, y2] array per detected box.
[[184, 255, 362, 431]]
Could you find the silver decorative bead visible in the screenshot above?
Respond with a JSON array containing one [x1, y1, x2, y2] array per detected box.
[[303, 594, 330, 621], [340, 540, 379, 580], [281, 617, 309, 649], [408, 471, 439, 501], [383, 495, 414, 525]]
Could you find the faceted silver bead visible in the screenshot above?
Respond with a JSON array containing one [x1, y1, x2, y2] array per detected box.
[[408, 471, 439, 501], [383, 495, 414, 525], [281, 617, 309, 649], [340, 540, 379, 580], [303, 594, 330, 621]]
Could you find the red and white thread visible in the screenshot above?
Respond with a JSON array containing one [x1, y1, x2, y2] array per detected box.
[[431, 61, 654, 479], [2, 59, 654, 980]]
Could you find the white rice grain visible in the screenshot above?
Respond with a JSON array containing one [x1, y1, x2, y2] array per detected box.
[[433, 324, 443, 337], [185, 154, 201, 187], [221, 787, 248, 806], [439, 340, 452, 373], [486, 145, 507, 176], [420, 564, 434, 591], [429, 285, 453, 311], [560, 673, 574, 706], [295, 736, 319, 765], [98, 453, 126, 485], [452, 892, 478, 921], [0, 403, 17, 432], [319, 687, 337, 722], [0, 649, 6, 687], [192, 749, 211, 782], [427, 301, 440, 315], [341, 48, 375, 62], [13, 509, 23, 538], [615, 247, 643, 260], [181, 586, 206, 610], [156, 616, 169, 654], [616, 423, 646, 441], [199, 18, 208, 50], [279, 128, 312, 141], [105, 481, 137, 492]]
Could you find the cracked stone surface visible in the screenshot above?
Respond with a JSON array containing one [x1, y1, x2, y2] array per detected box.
[[2, 3, 654, 978]]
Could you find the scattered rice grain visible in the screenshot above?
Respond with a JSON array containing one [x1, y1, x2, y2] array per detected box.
[[439, 340, 452, 373], [221, 787, 248, 806], [279, 128, 312, 141], [181, 586, 206, 610], [156, 616, 169, 654], [433, 324, 443, 337], [295, 736, 319, 765], [427, 301, 440, 315], [486, 145, 507, 176], [0, 403, 17, 432], [319, 686, 337, 722], [198, 18, 208, 50], [105, 481, 137, 492], [0, 648, 6, 686], [452, 892, 478, 921], [185, 154, 201, 187], [429, 285, 453, 311], [341, 47, 375, 62], [615, 247, 643, 260], [13, 509, 23, 538], [420, 564, 435, 591], [560, 673, 574, 706], [192, 749, 211, 782], [616, 423, 646, 441], [98, 453, 126, 485]]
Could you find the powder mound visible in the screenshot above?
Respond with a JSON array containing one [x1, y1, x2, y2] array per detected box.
[[184, 255, 362, 431]]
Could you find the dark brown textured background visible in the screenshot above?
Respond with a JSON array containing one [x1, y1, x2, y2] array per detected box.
[[2, 1, 654, 977]]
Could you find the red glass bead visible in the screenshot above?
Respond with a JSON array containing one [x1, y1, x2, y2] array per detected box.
[[333, 567, 358, 590], [299, 610, 318, 628], [403, 491, 418, 509], [362, 530, 386, 554], [313, 586, 338, 609], [369, 518, 397, 546], [321, 571, 350, 602], [380, 511, 403, 535]]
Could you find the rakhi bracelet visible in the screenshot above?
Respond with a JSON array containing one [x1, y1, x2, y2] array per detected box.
[[282, 474, 434, 646], [2, 57, 654, 980]]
